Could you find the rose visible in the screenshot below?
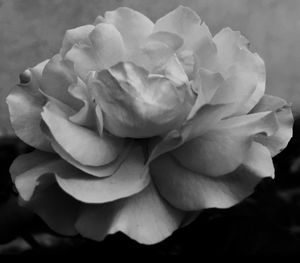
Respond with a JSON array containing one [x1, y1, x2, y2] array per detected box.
[[7, 6, 293, 244]]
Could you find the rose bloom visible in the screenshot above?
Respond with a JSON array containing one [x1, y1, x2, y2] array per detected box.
[[7, 6, 293, 244]]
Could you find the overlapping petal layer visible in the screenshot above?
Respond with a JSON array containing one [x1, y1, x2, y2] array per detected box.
[[7, 6, 294, 245]]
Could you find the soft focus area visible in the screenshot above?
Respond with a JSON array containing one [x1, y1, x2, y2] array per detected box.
[[0, 0, 300, 134]]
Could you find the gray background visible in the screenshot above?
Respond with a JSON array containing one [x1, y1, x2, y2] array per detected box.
[[1, 0, 300, 134]]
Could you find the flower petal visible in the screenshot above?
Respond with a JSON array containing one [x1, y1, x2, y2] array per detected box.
[[54, 145, 150, 203], [104, 7, 154, 52], [65, 23, 125, 80], [68, 78, 95, 128], [50, 139, 132, 178], [41, 101, 124, 166], [24, 184, 80, 236], [60, 25, 95, 57], [41, 54, 81, 110], [148, 103, 233, 164], [75, 182, 184, 244], [10, 150, 60, 201], [154, 6, 205, 51], [213, 27, 250, 72], [211, 28, 266, 115], [188, 68, 224, 118], [172, 111, 278, 177], [146, 31, 183, 52], [90, 62, 191, 138], [251, 95, 294, 156], [151, 142, 273, 211], [6, 82, 51, 152]]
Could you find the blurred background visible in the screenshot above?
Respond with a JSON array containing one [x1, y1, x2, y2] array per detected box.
[[1, 0, 300, 255]]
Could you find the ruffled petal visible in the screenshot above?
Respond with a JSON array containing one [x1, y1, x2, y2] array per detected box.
[[65, 23, 125, 80], [41, 54, 81, 110], [154, 6, 207, 51], [6, 69, 52, 152], [75, 182, 184, 244], [211, 28, 266, 115], [172, 111, 279, 177], [251, 95, 293, 156], [104, 7, 154, 53], [24, 184, 80, 236], [60, 25, 95, 57], [213, 27, 250, 72], [90, 62, 191, 138], [41, 100, 124, 166], [151, 142, 273, 211], [54, 145, 150, 203]]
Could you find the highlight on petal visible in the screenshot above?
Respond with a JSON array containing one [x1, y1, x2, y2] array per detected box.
[[104, 7, 154, 52], [41, 54, 81, 110], [41, 100, 124, 166], [151, 142, 273, 211], [65, 23, 125, 80], [75, 182, 184, 244], [54, 145, 150, 203], [251, 95, 294, 156], [171, 111, 279, 177], [60, 25, 95, 57]]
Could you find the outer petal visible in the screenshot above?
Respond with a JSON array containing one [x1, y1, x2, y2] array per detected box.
[[60, 25, 95, 57], [12, 151, 81, 236], [75, 183, 184, 244], [104, 7, 154, 53], [10, 150, 60, 201], [6, 65, 52, 152], [172, 111, 278, 177], [54, 145, 150, 203], [251, 95, 293, 156], [41, 101, 124, 166], [211, 28, 266, 115], [50, 139, 132, 178], [65, 23, 125, 80], [213, 27, 250, 73], [150, 142, 273, 211]]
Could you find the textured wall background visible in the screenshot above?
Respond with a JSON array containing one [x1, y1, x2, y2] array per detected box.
[[1, 0, 300, 133]]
